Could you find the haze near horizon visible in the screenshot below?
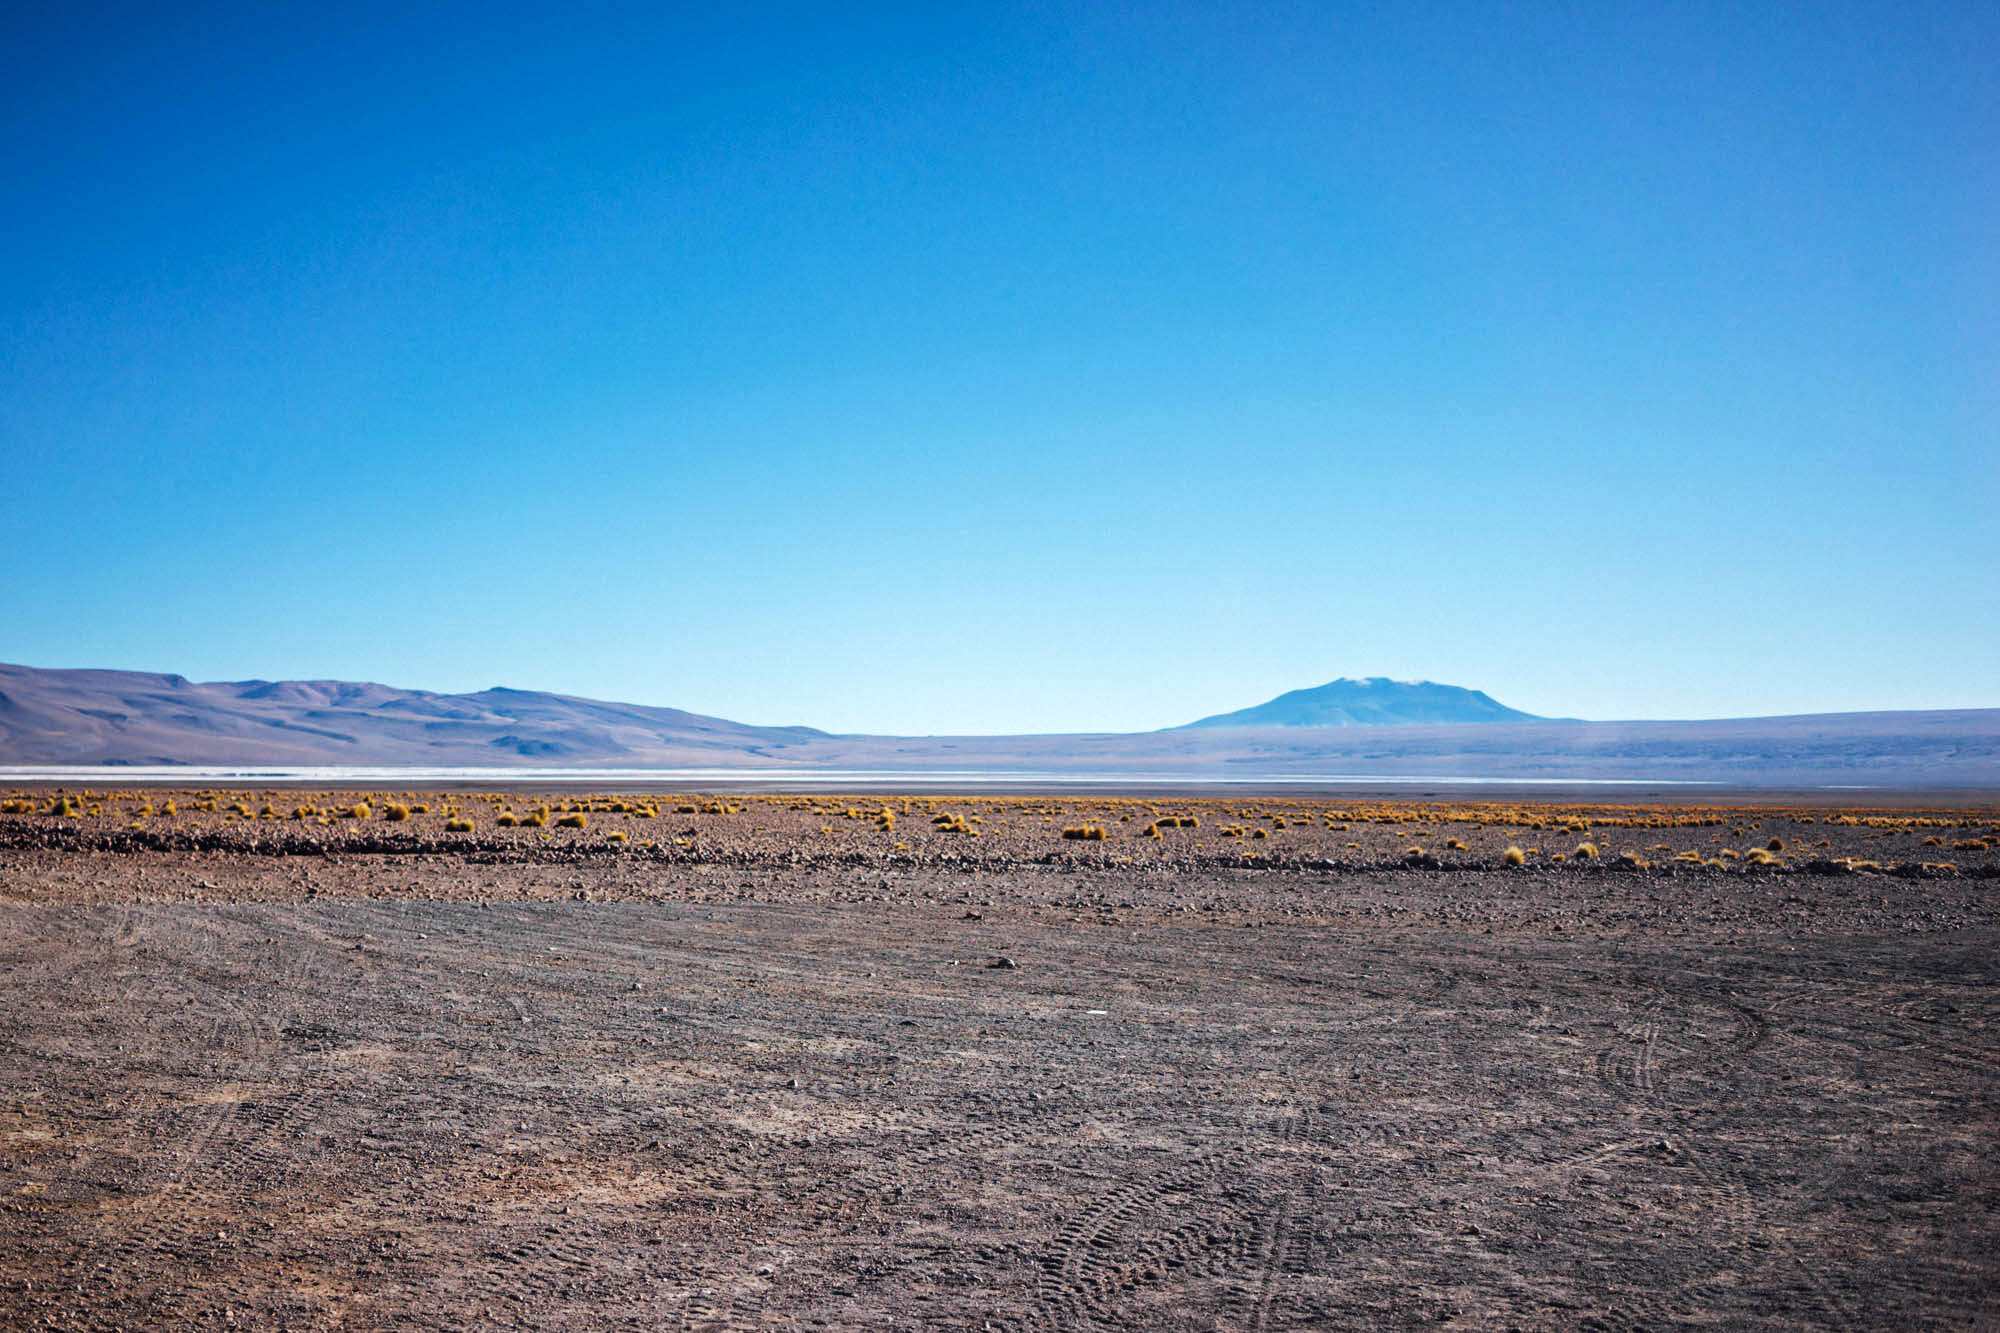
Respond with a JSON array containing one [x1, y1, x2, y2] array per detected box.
[[5, 2, 1993, 734]]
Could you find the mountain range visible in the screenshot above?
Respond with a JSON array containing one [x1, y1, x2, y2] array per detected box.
[[1, 663, 1996, 788]]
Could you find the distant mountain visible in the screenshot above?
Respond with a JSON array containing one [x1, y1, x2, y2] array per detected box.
[[1178, 678, 1541, 729], [2, 663, 1995, 787], [0, 664, 828, 767]]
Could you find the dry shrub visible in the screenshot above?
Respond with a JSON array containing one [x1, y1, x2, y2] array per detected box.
[[556, 812, 586, 829], [445, 817, 474, 833], [382, 803, 411, 821], [1061, 825, 1106, 841], [1574, 842, 1598, 860], [1503, 846, 1526, 866]]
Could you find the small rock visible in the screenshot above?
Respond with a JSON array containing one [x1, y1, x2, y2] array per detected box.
[[989, 956, 1017, 970]]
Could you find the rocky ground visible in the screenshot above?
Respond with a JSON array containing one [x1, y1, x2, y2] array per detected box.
[[0, 792, 1995, 1329]]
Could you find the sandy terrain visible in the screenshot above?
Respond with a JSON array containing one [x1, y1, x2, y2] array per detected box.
[[1, 791, 1996, 1329]]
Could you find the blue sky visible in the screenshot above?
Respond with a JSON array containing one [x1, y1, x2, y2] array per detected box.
[[4, 2, 1994, 733]]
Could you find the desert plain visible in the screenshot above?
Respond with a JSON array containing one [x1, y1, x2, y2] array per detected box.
[[1, 787, 1996, 1329]]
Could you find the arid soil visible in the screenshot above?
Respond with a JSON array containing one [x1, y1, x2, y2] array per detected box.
[[2, 792, 1996, 1329]]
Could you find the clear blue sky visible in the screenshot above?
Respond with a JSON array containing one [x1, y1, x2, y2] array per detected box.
[[4, 2, 1994, 733]]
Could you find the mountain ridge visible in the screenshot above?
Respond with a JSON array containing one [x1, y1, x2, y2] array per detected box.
[[2, 663, 1996, 787]]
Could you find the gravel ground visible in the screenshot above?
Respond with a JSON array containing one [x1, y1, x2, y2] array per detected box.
[[0, 793, 1995, 1330]]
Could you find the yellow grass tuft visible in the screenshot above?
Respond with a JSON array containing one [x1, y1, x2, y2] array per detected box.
[[445, 817, 475, 833], [1060, 825, 1106, 841], [555, 812, 586, 829], [1503, 846, 1526, 866]]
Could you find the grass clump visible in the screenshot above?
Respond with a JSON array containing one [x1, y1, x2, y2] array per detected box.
[[1503, 846, 1526, 866], [1574, 842, 1598, 860], [445, 817, 474, 833], [1061, 825, 1107, 841], [555, 812, 585, 829], [496, 812, 519, 827], [382, 803, 411, 821]]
